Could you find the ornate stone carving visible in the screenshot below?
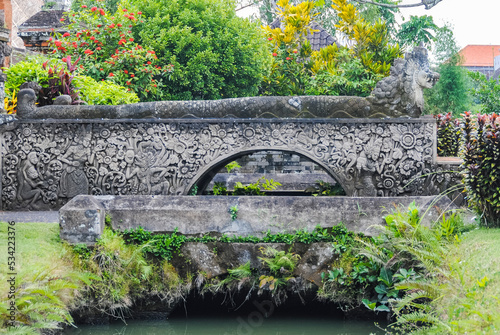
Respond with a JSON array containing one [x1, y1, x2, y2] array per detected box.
[[16, 47, 438, 120], [1, 118, 439, 210], [369, 46, 440, 118]]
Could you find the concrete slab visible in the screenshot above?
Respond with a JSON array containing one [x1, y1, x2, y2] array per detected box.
[[59, 195, 462, 244]]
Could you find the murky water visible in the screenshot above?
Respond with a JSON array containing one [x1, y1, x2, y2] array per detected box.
[[64, 316, 384, 335]]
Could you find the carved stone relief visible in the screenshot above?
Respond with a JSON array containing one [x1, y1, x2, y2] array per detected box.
[[1, 119, 442, 210]]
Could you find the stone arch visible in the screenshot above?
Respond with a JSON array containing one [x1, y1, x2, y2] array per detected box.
[[186, 146, 350, 196]]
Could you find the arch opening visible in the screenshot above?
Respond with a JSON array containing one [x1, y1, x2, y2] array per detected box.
[[188, 149, 347, 196]]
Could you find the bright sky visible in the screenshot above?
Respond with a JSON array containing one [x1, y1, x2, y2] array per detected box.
[[398, 0, 500, 49]]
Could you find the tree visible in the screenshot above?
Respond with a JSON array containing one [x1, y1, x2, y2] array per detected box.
[[396, 15, 438, 50], [468, 71, 500, 114], [123, 0, 272, 100], [424, 25, 472, 116], [351, 0, 443, 10]]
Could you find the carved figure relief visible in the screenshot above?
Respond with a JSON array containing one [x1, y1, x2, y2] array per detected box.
[[1, 119, 443, 210]]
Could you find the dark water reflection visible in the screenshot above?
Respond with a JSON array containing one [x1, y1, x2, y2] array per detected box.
[[64, 316, 384, 335]]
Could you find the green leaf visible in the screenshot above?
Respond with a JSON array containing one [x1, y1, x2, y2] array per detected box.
[[378, 267, 393, 286], [362, 298, 377, 311]]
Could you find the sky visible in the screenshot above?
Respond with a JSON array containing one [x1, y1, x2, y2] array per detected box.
[[237, 0, 500, 51]]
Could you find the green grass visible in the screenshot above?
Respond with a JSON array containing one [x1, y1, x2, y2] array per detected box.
[[0, 222, 71, 273], [0, 222, 81, 332], [429, 229, 500, 334]]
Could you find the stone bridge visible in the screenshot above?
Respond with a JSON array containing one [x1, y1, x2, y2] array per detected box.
[[0, 115, 459, 211]]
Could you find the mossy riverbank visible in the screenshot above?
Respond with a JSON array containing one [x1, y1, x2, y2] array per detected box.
[[1, 215, 499, 334]]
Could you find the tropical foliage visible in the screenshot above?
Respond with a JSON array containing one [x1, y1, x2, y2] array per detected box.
[[462, 112, 500, 227], [260, 0, 401, 97]]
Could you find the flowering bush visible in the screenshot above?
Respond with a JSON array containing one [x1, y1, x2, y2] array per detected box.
[[49, 1, 169, 101]]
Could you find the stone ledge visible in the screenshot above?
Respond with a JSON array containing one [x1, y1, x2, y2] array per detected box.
[[59, 195, 462, 245]]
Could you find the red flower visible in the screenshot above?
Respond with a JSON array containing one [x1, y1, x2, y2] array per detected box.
[[268, 37, 272, 41], [118, 39, 126, 45], [147, 61, 151, 65], [62, 57, 67, 62], [100, 68, 104, 71], [126, 81, 131, 85], [293, 49, 298, 54], [97, 24, 102, 27], [117, 23, 122, 27], [91, 6, 97, 11], [272, 52, 277, 57], [123, 8, 128, 12], [153, 84, 157, 87], [81, 5, 87, 8], [99, 8, 105, 16], [286, 57, 290, 60], [96, 47, 101, 50], [124, 70, 128, 74], [109, 73, 114, 77], [84, 49, 94, 55], [60, 18, 65, 22], [54, 40, 62, 47], [48, 37, 53, 42], [137, 11, 142, 15], [129, 38, 134, 42], [62, 32, 70, 37], [90, 36, 95, 40], [130, 74, 135, 77]]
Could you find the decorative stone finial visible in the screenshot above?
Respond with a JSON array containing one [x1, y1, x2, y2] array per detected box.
[[16, 89, 37, 118]]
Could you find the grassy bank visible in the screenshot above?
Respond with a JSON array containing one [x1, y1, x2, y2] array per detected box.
[[0, 222, 81, 334], [414, 228, 500, 334]]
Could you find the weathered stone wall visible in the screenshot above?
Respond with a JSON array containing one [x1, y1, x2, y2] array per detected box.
[[0, 116, 448, 211], [59, 194, 457, 245]]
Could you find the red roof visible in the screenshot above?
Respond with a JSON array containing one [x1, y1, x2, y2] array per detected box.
[[459, 45, 500, 67]]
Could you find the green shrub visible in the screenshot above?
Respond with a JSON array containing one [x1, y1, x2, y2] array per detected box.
[[462, 112, 500, 227], [3, 56, 58, 98], [73, 76, 139, 105], [124, 0, 272, 100]]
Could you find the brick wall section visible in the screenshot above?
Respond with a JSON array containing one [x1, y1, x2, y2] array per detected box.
[[227, 151, 329, 175], [12, 0, 44, 49]]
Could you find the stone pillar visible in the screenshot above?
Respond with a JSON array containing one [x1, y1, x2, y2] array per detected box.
[[0, 10, 10, 104]]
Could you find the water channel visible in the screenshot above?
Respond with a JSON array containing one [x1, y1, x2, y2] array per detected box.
[[64, 317, 384, 335], [65, 294, 386, 335]]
